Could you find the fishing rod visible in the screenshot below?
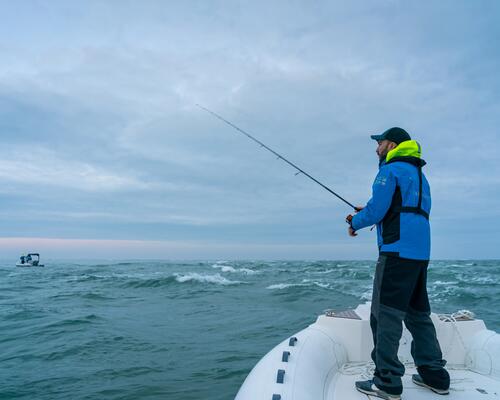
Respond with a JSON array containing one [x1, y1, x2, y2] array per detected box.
[[196, 104, 358, 211]]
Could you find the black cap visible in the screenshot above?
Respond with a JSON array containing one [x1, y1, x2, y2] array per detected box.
[[370, 127, 411, 144]]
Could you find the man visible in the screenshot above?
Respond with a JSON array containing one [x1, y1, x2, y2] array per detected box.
[[346, 127, 450, 400]]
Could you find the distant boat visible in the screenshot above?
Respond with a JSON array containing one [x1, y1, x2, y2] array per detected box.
[[16, 253, 44, 267]]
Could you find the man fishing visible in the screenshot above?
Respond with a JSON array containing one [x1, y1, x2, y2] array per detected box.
[[346, 127, 450, 399]]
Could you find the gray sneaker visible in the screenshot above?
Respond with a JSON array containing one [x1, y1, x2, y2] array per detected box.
[[412, 374, 449, 395], [355, 379, 402, 400]]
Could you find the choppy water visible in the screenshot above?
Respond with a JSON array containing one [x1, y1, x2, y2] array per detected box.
[[1, 260, 498, 399]]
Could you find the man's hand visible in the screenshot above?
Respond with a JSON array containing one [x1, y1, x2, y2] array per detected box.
[[345, 214, 358, 237], [354, 206, 364, 213], [345, 214, 354, 225]]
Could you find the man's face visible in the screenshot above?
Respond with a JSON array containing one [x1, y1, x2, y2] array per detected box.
[[376, 139, 397, 160]]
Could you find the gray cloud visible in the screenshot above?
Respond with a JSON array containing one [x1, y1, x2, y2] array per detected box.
[[0, 1, 499, 258]]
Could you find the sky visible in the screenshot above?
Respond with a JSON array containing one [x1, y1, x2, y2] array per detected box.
[[0, 0, 499, 260]]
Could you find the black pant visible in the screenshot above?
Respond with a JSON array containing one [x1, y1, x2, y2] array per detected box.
[[370, 255, 449, 395]]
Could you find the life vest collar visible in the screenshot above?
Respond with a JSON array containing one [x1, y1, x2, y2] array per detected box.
[[386, 140, 421, 162]]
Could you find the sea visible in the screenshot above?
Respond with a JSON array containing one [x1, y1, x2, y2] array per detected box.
[[1, 259, 499, 400]]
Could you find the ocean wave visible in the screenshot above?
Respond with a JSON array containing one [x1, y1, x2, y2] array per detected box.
[[266, 280, 330, 290], [239, 268, 259, 275], [360, 289, 373, 301], [173, 272, 242, 285], [432, 280, 460, 286], [76, 270, 247, 288], [46, 314, 102, 328], [306, 268, 337, 275], [333, 283, 373, 301], [27, 314, 105, 340], [49, 292, 113, 301], [466, 276, 497, 284], [4, 308, 45, 322], [91, 262, 137, 268], [68, 274, 109, 283], [81, 292, 115, 301], [92, 366, 162, 379], [212, 264, 237, 273], [301, 279, 330, 288], [212, 264, 259, 275], [430, 291, 491, 303], [119, 276, 177, 288], [267, 283, 302, 290]]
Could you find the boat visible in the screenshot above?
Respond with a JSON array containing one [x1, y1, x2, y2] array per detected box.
[[16, 253, 44, 267], [235, 303, 500, 400]]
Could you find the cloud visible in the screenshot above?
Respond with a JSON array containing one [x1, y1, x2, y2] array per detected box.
[[0, 145, 151, 192], [0, 1, 499, 258]]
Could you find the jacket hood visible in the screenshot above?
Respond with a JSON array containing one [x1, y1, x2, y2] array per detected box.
[[385, 140, 426, 167]]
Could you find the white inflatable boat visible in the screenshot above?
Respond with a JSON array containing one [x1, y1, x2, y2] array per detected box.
[[235, 303, 500, 400]]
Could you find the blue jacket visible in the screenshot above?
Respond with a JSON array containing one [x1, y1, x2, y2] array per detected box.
[[351, 140, 431, 260]]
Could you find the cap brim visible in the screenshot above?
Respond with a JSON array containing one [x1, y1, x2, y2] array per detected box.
[[370, 134, 384, 141]]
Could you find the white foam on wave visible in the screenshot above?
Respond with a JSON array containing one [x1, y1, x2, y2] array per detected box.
[[173, 272, 241, 285], [428, 284, 458, 300], [335, 283, 373, 300], [301, 279, 330, 288], [360, 289, 373, 301], [468, 276, 496, 284], [212, 265, 237, 273], [267, 283, 303, 290], [266, 280, 329, 290], [239, 268, 259, 275], [433, 280, 460, 285], [212, 264, 259, 275]]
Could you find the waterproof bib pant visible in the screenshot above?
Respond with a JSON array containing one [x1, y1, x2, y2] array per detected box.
[[370, 254, 449, 395]]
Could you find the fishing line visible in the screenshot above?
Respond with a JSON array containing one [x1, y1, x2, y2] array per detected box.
[[196, 104, 358, 211]]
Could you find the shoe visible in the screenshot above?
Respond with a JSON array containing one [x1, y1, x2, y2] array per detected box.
[[412, 374, 449, 395], [355, 379, 401, 400]]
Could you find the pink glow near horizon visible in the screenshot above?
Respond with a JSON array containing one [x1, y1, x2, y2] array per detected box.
[[0, 237, 197, 259], [0, 237, 361, 260]]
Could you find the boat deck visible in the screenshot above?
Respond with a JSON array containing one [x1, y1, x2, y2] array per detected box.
[[329, 366, 500, 399], [235, 304, 500, 400]]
